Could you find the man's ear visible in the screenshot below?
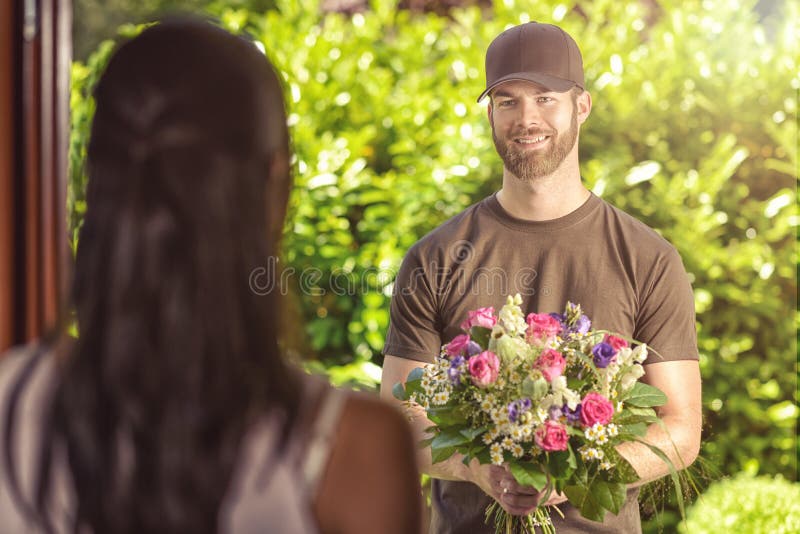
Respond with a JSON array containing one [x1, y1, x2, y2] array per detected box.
[[576, 90, 592, 125], [487, 102, 493, 124]]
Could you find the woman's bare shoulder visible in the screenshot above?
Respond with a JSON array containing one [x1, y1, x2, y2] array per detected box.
[[315, 390, 422, 534]]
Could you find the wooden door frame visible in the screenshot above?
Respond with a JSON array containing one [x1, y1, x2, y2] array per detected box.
[[0, 0, 71, 353]]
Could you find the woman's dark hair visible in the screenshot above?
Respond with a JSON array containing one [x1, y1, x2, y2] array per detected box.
[[33, 18, 298, 532]]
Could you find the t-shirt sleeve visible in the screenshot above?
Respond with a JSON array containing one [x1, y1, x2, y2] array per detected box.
[[383, 246, 442, 364], [634, 246, 699, 364]]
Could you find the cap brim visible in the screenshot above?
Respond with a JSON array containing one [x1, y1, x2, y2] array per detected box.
[[477, 72, 579, 103]]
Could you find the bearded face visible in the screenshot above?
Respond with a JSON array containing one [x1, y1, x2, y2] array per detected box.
[[491, 99, 579, 182]]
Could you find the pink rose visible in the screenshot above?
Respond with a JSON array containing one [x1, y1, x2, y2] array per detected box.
[[468, 351, 500, 388], [534, 420, 569, 452], [445, 334, 471, 358], [534, 349, 566, 382], [580, 392, 615, 427], [604, 335, 629, 351], [526, 313, 562, 343], [460, 307, 497, 332]]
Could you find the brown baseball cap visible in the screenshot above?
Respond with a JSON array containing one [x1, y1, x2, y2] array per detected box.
[[477, 22, 584, 102]]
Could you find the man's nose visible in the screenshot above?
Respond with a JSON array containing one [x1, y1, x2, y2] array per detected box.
[[516, 98, 542, 127]]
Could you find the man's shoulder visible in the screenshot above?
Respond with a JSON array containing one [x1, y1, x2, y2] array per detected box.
[[598, 198, 680, 257], [406, 196, 491, 258]]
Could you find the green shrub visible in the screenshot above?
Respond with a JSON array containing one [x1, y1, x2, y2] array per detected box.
[[678, 474, 800, 534], [68, 3, 798, 527]]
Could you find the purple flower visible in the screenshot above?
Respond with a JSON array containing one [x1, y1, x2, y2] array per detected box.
[[508, 402, 519, 423], [572, 315, 591, 334], [548, 405, 563, 420], [591, 342, 617, 368], [563, 403, 582, 424], [549, 312, 567, 333], [465, 341, 483, 357], [507, 398, 532, 423], [448, 355, 466, 384]]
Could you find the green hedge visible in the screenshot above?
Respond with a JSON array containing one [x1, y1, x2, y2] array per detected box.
[[68, 0, 798, 523], [678, 473, 800, 533]]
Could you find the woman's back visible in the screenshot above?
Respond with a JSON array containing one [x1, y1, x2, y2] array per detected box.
[[0, 344, 421, 534]]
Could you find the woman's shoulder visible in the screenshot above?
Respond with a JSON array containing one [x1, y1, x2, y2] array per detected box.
[[313, 385, 422, 534], [0, 342, 57, 408]]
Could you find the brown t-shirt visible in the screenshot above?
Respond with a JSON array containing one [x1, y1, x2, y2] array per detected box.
[[384, 192, 698, 534]]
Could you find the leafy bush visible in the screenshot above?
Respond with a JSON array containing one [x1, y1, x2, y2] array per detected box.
[[678, 473, 800, 533], [68, 2, 798, 527]]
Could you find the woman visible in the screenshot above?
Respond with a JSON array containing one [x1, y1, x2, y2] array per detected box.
[[0, 18, 421, 534]]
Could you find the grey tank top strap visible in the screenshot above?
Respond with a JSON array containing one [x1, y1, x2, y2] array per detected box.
[[301, 385, 348, 497]]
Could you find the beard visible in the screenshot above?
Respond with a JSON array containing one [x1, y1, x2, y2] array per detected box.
[[492, 108, 578, 182]]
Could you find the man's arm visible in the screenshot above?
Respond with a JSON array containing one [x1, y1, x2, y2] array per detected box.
[[616, 359, 702, 485], [381, 354, 546, 516]]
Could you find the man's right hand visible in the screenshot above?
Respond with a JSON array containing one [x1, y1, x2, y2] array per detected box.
[[468, 461, 548, 516]]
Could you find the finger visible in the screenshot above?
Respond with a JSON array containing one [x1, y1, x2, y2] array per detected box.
[[500, 475, 541, 496], [499, 494, 542, 516]]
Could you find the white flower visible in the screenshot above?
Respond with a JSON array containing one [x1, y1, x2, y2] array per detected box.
[[497, 300, 528, 336], [501, 437, 515, 450], [633, 344, 648, 363], [550, 376, 581, 410], [579, 446, 604, 461], [599, 460, 614, 470], [607, 423, 619, 437], [511, 444, 525, 458], [584, 423, 608, 443], [620, 364, 645, 390], [616, 347, 634, 366], [490, 443, 504, 465]]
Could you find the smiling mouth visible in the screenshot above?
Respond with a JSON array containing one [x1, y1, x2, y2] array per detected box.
[[514, 135, 549, 145]]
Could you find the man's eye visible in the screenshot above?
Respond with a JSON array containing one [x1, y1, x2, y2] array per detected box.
[[538, 97, 554, 103], [497, 100, 514, 107]]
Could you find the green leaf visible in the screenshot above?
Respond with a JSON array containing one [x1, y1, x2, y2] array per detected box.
[[623, 382, 667, 407], [459, 426, 487, 441], [427, 405, 468, 426], [431, 428, 471, 449], [431, 445, 456, 464], [547, 447, 577, 480], [563, 483, 605, 523], [614, 406, 659, 426], [406, 366, 425, 383], [469, 326, 491, 347], [509, 462, 548, 490], [605, 449, 640, 484], [591, 478, 628, 515], [619, 422, 648, 438], [391, 381, 407, 401]]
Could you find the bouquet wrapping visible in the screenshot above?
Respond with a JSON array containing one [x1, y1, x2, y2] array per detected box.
[[394, 295, 674, 533]]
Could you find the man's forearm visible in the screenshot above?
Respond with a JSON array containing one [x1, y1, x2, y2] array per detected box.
[[401, 401, 475, 482], [616, 413, 701, 489]]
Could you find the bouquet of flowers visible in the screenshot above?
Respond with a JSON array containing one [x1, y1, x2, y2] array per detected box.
[[393, 295, 675, 533]]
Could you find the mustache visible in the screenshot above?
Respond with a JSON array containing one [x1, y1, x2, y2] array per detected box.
[[508, 127, 556, 138]]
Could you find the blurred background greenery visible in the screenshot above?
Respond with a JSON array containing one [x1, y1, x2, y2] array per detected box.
[[69, 0, 797, 531]]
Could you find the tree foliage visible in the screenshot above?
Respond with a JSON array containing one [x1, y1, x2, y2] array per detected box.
[[68, 1, 798, 527]]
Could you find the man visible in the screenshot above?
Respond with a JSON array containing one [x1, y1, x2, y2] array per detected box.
[[380, 22, 702, 534]]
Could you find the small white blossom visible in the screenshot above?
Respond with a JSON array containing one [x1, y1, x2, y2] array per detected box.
[[433, 391, 450, 405], [633, 344, 648, 363], [579, 446, 604, 461], [550, 376, 581, 409], [490, 443, 504, 465]]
